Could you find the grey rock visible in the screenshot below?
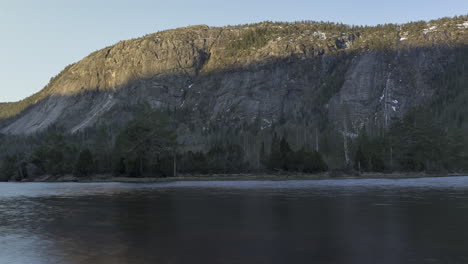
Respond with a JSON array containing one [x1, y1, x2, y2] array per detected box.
[[0, 17, 466, 166]]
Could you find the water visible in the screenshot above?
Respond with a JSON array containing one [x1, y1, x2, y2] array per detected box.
[[1, 177, 468, 264]]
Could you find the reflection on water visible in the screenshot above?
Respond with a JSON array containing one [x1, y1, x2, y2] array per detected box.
[[1, 177, 468, 264]]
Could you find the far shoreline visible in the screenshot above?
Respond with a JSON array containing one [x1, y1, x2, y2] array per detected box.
[[11, 172, 468, 183]]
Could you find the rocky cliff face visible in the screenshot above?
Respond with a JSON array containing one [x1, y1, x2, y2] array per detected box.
[[0, 16, 467, 159]]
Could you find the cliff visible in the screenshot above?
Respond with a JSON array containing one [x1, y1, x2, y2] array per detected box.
[[0, 16, 467, 161]]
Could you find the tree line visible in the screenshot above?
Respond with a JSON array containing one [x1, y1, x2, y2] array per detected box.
[[1, 96, 467, 181], [352, 112, 468, 173], [0, 109, 329, 181]]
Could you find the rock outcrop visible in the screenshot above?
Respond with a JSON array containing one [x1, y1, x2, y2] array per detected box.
[[0, 16, 467, 157]]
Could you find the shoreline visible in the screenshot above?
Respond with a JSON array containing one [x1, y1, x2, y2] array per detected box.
[[17, 172, 468, 183]]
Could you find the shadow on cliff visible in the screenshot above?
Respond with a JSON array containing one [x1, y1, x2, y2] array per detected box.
[[0, 43, 466, 135]]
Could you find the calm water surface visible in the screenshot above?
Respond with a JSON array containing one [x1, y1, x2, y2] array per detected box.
[[1, 177, 468, 264]]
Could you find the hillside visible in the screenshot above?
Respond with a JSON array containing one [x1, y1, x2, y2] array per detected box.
[[0, 16, 467, 179]]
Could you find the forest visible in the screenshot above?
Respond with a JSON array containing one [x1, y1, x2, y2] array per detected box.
[[0, 107, 328, 181], [0, 101, 467, 182], [0, 16, 466, 181]]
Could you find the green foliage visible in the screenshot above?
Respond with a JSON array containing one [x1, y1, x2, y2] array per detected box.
[[353, 132, 387, 172], [354, 145, 367, 172], [178, 144, 246, 175], [0, 41, 467, 177], [226, 27, 273, 55], [0, 155, 18, 181], [74, 149, 95, 177], [259, 142, 268, 168], [360, 24, 399, 51], [0, 16, 465, 126], [268, 133, 282, 169], [390, 114, 454, 172], [288, 149, 329, 173], [352, 110, 468, 173], [32, 130, 76, 176], [113, 109, 176, 177], [207, 144, 245, 173], [268, 135, 328, 173], [179, 151, 209, 174], [92, 126, 114, 173]]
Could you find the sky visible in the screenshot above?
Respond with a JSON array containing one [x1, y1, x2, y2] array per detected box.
[[0, 0, 466, 102]]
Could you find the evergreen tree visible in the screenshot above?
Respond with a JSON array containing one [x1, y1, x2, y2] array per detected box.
[[268, 133, 282, 170], [93, 126, 114, 173], [180, 151, 208, 174], [259, 142, 267, 168], [207, 145, 227, 173], [0, 155, 18, 181], [74, 149, 94, 177], [279, 137, 292, 170], [303, 151, 328, 173], [354, 145, 367, 172], [32, 130, 74, 176], [113, 109, 176, 177]]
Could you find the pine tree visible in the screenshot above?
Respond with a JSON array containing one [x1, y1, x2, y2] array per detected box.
[[268, 133, 282, 170], [303, 151, 328, 173], [354, 145, 367, 172], [259, 142, 267, 168], [279, 137, 292, 170], [0, 155, 18, 181], [74, 149, 94, 177], [113, 109, 176, 177]]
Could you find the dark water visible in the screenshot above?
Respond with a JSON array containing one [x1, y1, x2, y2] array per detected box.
[[1, 177, 468, 264]]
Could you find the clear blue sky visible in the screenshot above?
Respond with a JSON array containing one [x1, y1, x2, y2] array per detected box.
[[0, 0, 466, 102]]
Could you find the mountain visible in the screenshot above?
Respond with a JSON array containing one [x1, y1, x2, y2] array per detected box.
[[0, 16, 467, 177]]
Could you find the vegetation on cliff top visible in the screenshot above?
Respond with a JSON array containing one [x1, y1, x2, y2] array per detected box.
[[0, 16, 466, 120], [0, 16, 467, 180]]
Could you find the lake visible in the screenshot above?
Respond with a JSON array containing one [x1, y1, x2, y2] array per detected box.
[[1, 177, 468, 264]]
